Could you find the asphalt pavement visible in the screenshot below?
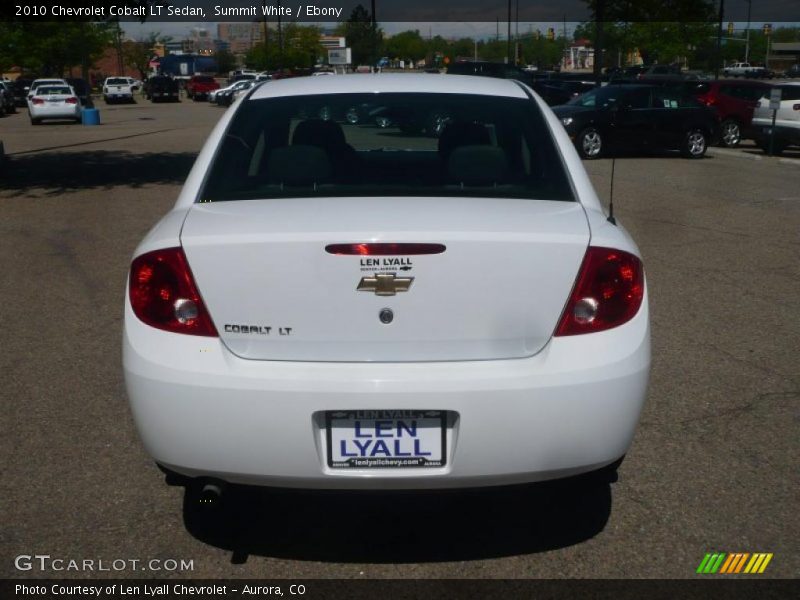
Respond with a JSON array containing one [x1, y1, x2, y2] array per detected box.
[[1, 97, 798, 579]]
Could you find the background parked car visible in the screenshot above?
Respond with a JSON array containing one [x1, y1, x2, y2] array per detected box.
[[785, 64, 800, 78], [27, 84, 82, 125], [65, 78, 93, 107], [103, 77, 135, 104], [751, 83, 800, 155], [143, 76, 180, 102], [186, 75, 220, 101], [11, 78, 35, 107], [552, 84, 719, 159], [690, 79, 770, 147], [0, 81, 16, 114]]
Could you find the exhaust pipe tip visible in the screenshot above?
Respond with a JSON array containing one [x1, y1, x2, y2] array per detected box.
[[197, 481, 225, 507]]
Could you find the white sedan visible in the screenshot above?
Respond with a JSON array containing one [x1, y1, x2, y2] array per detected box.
[[123, 74, 650, 500], [28, 84, 82, 124]]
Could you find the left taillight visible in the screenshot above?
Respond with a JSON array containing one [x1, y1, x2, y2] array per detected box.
[[129, 247, 218, 337], [555, 247, 645, 337], [31, 98, 44, 105]]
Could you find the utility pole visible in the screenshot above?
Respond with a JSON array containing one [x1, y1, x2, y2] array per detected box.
[[714, 0, 724, 79], [277, 0, 283, 70], [506, 0, 511, 64], [744, 0, 752, 63]]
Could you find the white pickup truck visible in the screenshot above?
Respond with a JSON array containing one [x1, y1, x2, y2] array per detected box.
[[723, 63, 754, 77], [102, 77, 136, 104]]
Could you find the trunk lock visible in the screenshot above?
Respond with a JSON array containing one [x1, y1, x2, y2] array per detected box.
[[379, 308, 394, 324]]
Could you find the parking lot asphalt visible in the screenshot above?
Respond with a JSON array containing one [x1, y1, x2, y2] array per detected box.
[[1, 97, 798, 579]]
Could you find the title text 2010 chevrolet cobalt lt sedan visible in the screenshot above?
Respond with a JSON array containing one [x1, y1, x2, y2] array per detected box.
[[123, 75, 650, 495]]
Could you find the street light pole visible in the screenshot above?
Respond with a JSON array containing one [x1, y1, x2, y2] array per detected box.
[[744, 0, 752, 63], [507, 0, 512, 64]]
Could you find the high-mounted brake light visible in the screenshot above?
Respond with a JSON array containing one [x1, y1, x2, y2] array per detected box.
[[555, 247, 644, 336], [326, 243, 446, 256], [129, 247, 218, 336]]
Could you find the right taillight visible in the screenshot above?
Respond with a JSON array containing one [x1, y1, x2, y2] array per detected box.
[[129, 247, 218, 337], [555, 247, 644, 336]]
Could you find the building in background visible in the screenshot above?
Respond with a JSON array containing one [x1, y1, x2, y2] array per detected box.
[[217, 23, 266, 55]]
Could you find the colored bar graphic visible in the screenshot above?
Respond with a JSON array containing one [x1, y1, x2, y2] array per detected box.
[[710, 553, 726, 573], [697, 554, 712, 574], [734, 553, 750, 573], [719, 554, 736, 574], [758, 554, 773, 573], [698, 552, 772, 574]]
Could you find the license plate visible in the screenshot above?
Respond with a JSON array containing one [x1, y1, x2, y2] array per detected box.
[[326, 410, 446, 469]]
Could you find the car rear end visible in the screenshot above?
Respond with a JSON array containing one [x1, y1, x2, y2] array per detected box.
[[188, 76, 219, 101], [123, 76, 650, 490], [28, 85, 81, 123], [104, 78, 134, 103]]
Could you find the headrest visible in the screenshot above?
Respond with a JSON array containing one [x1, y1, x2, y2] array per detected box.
[[292, 119, 346, 149], [266, 145, 332, 186], [438, 121, 491, 159], [447, 145, 508, 186]]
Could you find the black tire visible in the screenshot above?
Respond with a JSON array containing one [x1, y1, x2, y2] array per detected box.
[[577, 126, 603, 159], [30, 117, 41, 125], [719, 118, 742, 148], [681, 128, 707, 158]]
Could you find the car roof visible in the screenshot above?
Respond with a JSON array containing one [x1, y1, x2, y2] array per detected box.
[[248, 74, 529, 100]]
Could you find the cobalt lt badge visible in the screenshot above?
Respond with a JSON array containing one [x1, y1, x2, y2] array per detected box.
[[357, 272, 414, 296]]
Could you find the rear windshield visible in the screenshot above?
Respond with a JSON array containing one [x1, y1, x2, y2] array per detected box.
[[36, 86, 71, 95], [777, 85, 800, 101], [106, 78, 128, 85], [194, 76, 215, 83], [200, 93, 575, 202]]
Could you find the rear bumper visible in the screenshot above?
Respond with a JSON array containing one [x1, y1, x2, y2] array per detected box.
[[751, 122, 800, 146], [123, 291, 650, 490]]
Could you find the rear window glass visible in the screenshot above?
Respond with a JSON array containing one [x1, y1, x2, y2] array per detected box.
[[777, 85, 800, 101], [194, 76, 215, 83], [200, 93, 574, 203], [106, 78, 128, 85], [37, 86, 71, 95]]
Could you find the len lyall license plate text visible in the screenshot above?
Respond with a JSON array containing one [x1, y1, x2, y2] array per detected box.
[[327, 410, 446, 469]]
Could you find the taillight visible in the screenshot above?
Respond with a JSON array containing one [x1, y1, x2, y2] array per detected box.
[[31, 98, 44, 105], [697, 93, 713, 106], [555, 247, 644, 336], [793, 104, 800, 111], [129, 247, 218, 336], [65, 97, 78, 104]]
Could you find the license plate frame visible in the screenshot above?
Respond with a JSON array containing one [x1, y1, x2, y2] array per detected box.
[[325, 410, 446, 469]]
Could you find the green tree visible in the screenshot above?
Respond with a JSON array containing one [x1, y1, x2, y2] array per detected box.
[[335, 4, 382, 67], [247, 25, 322, 71], [384, 30, 427, 64], [215, 49, 238, 75]]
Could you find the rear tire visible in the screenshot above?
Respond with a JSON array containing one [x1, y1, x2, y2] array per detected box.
[[719, 119, 741, 148], [577, 127, 603, 159], [30, 117, 41, 125], [681, 128, 707, 158]]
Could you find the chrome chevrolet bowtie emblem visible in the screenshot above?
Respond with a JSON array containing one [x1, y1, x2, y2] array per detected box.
[[357, 273, 414, 296]]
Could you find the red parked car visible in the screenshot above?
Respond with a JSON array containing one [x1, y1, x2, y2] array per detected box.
[[691, 80, 771, 147], [185, 75, 220, 101]]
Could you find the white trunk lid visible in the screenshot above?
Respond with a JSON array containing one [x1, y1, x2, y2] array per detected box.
[[180, 197, 589, 362]]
